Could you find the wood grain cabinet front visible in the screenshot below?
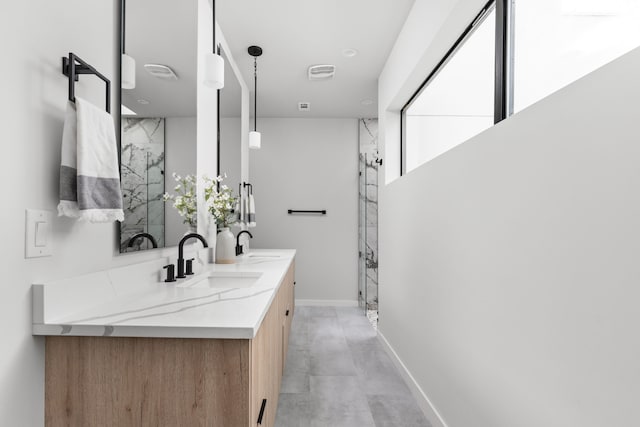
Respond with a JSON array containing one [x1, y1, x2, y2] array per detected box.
[[45, 261, 296, 427]]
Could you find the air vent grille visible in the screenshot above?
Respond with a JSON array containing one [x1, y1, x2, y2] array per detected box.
[[308, 64, 336, 80], [144, 63, 178, 80]]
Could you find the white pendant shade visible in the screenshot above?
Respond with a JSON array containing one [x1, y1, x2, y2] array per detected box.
[[122, 54, 136, 89], [204, 53, 225, 89], [249, 131, 261, 150]]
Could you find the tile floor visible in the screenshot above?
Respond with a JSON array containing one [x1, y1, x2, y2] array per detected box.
[[275, 306, 431, 427]]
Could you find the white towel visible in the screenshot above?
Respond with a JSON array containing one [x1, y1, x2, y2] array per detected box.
[[232, 188, 243, 227], [247, 193, 256, 228], [58, 98, 124, 223]]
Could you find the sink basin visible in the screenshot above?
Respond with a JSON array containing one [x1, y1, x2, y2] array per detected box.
[[177, 272, 262, 289]]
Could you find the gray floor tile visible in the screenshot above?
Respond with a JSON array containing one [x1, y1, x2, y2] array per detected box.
[[349, 343, 411, 396], [275, 393, 311, 427], [308, 376, 376, 427], [276, 305, 429, 427], [342, 323, 378, 345], [309, 347, 358, 376], [284, 346, 309, 376], [297, 306, 337, 318], [289, 313, 309, 347], [308, 317, 346, 342], [367, 394, 432, 427], [281, 373, 310, 394]]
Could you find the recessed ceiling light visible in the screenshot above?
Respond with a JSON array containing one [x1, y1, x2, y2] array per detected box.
[[361, 99, 374, 106], [137, 99, 149, 105], [342, 48, 358, 58]]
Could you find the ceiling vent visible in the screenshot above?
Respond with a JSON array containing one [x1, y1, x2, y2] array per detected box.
[[144, 63, 178, 80], [298, 102, 311, 111], [308, 64, 336, 81]]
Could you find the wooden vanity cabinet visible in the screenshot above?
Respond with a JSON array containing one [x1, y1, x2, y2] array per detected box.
[[45, 262, 295, 427]]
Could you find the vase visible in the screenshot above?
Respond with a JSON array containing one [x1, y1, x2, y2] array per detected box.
[[215, 227, 235, 264]]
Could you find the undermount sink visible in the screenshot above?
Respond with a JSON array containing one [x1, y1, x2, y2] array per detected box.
[[176, 271, 262, 289]]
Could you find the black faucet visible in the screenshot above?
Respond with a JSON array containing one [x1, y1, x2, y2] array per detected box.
[[177, 233, 208, 279], [236, 230, 253, 256], [127, 232, 158, 249]]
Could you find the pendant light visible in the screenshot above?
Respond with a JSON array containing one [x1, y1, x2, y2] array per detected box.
[[121, 0, 136, 89], [248, 45, 262, 150], [203, 0, 224, 89]]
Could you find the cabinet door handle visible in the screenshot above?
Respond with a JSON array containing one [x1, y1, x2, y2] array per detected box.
[[257, 398, 267, 424], [285, 309, 290, 316], [293, 281, 296, 285]]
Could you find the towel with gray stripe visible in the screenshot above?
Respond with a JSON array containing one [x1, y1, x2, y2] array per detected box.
[[58, 98, 124, 222]]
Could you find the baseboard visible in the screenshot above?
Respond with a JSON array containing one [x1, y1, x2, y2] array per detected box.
[[295, 299, 359, 307], [377, 331, 448, 427]]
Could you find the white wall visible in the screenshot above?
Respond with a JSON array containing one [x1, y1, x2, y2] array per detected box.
[[378, 1, 640, 426], [0, 2, 218, 424], [220, 117, 242, 192], [249, 119, 359, 303], [165, 116, 197, 245]]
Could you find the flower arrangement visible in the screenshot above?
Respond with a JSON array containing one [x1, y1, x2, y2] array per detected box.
[[163, 173, 197, 228], [203, 175, 237, 228]]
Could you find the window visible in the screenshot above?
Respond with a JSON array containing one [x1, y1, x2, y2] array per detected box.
[[401, 0, 640, 175], [513, 0, 640, 112], [402, 3, 497, 174]]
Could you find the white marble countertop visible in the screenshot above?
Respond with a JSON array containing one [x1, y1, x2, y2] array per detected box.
[[32, 249, 295, 339]]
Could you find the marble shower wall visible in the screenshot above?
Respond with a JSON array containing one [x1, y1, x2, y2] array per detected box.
[[120, 118, 165, 252], [359, 118, 379, 310]]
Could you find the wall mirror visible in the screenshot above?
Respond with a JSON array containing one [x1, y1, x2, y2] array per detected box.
[[218, 46, 242, 198], [119, 0, 198, 252]]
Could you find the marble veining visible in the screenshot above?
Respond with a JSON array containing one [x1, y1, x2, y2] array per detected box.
[[359, 119, 378, 312], [120, 117, 166, 252], [32, 250, 296, 339]]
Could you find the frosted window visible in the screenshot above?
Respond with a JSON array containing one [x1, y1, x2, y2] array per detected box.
[[404, 9, 496, 174]]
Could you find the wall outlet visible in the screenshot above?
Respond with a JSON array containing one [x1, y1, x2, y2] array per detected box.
[[25, 209, 53, 258]]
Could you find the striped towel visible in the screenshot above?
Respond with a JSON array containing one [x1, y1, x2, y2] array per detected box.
[[58, 98, 124, 222], [247, 193, 256, 228]]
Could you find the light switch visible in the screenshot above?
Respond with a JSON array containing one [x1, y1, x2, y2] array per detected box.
[[35, 221, 48, 247], [26, 209, 53, 258]]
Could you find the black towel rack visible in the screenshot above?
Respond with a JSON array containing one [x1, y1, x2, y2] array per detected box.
[[288, 209, 327, 215], [238, 182, 253, 196], [61, 52, 111, 113]]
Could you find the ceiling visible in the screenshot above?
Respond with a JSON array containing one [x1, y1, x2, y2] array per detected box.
[[121, 0, 198, 117], [217, 0, 416, 118]]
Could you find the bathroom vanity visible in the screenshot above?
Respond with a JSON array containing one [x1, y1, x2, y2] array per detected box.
[[33, 250, 295, 427]]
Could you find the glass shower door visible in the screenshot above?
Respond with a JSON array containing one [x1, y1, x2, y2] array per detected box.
[[358, 153, 367, 311]]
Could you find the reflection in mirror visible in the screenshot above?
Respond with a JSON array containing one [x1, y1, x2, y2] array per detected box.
[[119, 0, 198, 252], [219, 47, 242, 200]]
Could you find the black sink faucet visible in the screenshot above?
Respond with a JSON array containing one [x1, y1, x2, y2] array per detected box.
[[127, 232, 158, 249], [177, 233, 208, 279], [236, 230, 253, 256]]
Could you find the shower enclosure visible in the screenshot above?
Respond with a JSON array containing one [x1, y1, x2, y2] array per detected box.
[[358, 119, 379, 324]]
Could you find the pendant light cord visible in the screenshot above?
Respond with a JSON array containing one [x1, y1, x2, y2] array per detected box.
[[212, 0, 216, 53], [121, 0, 126, 54], [254, 57, 258, 132]]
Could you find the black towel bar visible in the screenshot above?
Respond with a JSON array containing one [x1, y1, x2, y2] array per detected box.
[[288, 210, 327, 215], [61, 52, 111, 113]]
